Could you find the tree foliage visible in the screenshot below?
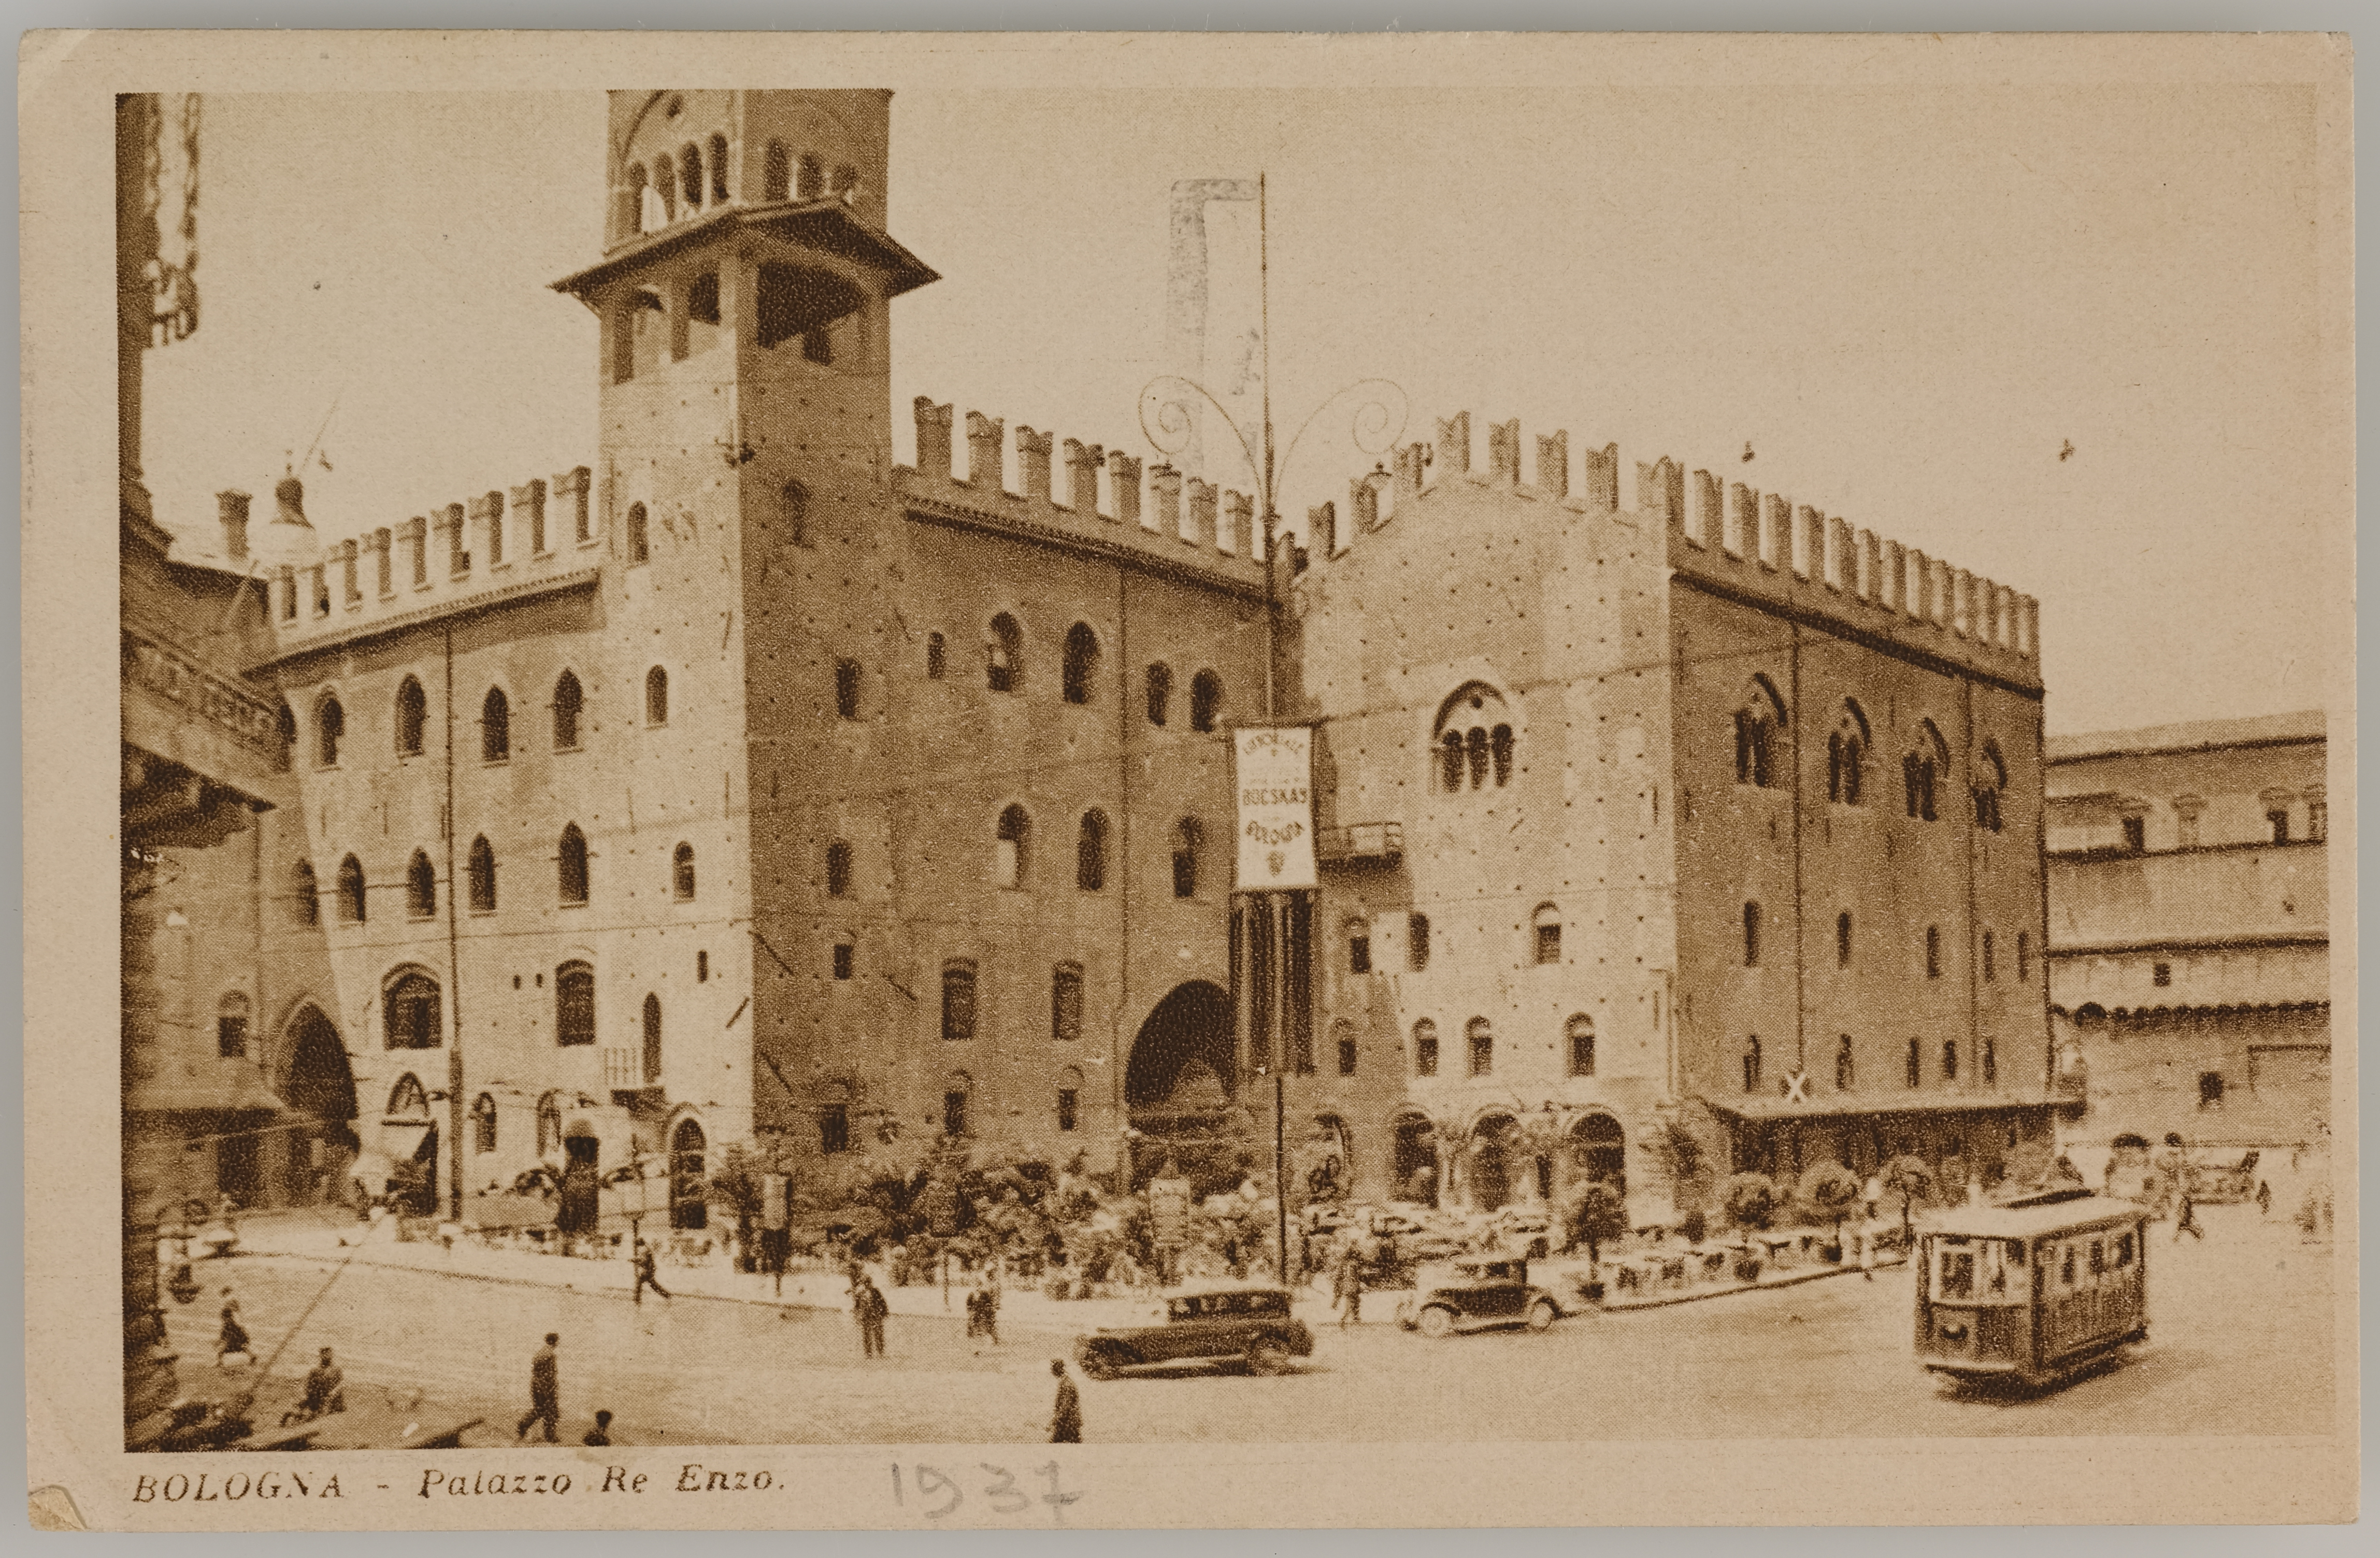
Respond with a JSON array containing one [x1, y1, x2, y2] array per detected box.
[[1721, 1172, 1781, 1232]]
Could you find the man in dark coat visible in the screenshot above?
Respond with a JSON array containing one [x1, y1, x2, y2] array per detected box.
[[298, 1348, 344, 1418], [1049, 1359, 1081, 1443], [854, 1277, 889, 1358], [633, 1239, 672, 1304], [516, 1333, 561, 1442]]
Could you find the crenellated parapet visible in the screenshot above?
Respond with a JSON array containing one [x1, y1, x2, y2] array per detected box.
[[1296, 410, 2040, 687], [257, 465, 600, 658], [895, 396, 1268, 592]]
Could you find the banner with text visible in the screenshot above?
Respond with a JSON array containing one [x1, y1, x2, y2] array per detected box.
[[1234, 726, 1317, 892]]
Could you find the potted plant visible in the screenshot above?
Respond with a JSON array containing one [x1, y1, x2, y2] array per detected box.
[[1796, 1162, 1863, 1262], [1719, 1173, 1777, 1280]]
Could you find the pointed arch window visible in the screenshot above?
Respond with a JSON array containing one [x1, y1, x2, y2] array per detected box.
[[761, 141, 790, 202], [1828, 701, 1870, 804], [653, 151, 677, 221], [1941, 1039, 1960, 1083], [472, 1093, 497, 1153], [672, 842, 696, 901], [292, 860, 320, 926], [679, 141, 702, 209], [1433, 682, 1515, 792], [555, 961, 595, 1047], [1171, 817, 1202, 899], [1145, 663, 1172, 726], [387, 1074, 431, 1119], [275, 702, 298, 771], [707, 133, 728, 203], [796, 152, 824, 201], [995, 806, 1031, 889], [406, 851, 436, 919], [642, 992, 663, 1084], [1904, 720, 1947, 821], [626, 502, 650, 563], [395, 677, 427, 757], [1412, 1019, 1440, 1077], [1076, 811, 1108, 892], [316, 694, 345, 767], [986, 614, 1023, 693], [645, 666, 670, 726], [468, 836, 496, 912], [552, 671, 583, 749], [1733, 677, 1786, 788], [1189, 670, 1223, 732], [481, 687, 510, 762], [1973, 739, 2008, 833], [336, 855, 367, 924], [1062, 623, 1099, 705], [558, 824, 590, 905], [383, 969, 441, 1050]]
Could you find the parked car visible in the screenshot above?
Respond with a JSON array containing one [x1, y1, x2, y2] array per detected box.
[[1396, 1257, 1564, 1337], [1073, 1287, 1314, 1379]]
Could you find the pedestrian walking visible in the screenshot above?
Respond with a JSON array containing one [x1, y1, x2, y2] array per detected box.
[[1858, 1218, 1877, 1281], [981, 1280, 1000, 1346], [516, 1333, 561, 1442], [214, 1290, 251, 1368], [854, 1276, 890, 1358], [633, 1239, 672, 1304], [1049, 1359, 1082, 1444], [2173, 1189, 2204, 1241], [1334, 1251, 1362, 1328], [582, 1409, 613, 1447]]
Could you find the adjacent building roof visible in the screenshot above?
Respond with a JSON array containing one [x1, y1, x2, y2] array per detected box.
[[2045, 709, 2325, 764]]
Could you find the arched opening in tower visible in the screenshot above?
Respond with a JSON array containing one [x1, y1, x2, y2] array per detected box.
[[1123, 980, 1245, 1193]]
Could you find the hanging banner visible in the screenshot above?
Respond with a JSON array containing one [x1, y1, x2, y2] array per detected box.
[[1234, 726, 1317, 891]]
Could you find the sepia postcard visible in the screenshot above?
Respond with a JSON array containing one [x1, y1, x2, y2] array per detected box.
[[22, 28, 2358, 1530]]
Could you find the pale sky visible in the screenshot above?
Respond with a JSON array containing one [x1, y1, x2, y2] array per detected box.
[[142, 81, 2350, 736]]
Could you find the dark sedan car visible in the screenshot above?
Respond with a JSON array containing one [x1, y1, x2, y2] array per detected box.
[[1395, 1257, 1563, 1337], [1073, 1287, 1315, 1378]]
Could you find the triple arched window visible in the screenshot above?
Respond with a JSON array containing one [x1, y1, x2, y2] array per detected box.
[[1903, 720, 1948, 821], [1827, 701, 1869, 804], [1733, 678, 1786, 788], [1973, 740, 2008, 833], [1434, 683, 1515, 792]]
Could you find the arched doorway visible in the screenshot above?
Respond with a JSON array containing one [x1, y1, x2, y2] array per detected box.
[[277, 1004, 357, 1205], [1571, 1112, 1627, 1194], [1391, 1112, 1441, 1206], [670, 1118, 708, 1230], [1124, 981, 1241, 1191], [1469, 1112, 1522, 1211]]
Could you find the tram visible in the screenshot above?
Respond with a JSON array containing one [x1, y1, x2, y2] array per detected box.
[[1914, 1188, 2149, 1386]]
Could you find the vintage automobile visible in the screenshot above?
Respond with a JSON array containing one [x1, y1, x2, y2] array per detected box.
[[1395, 1257, 1565, 1337], [1072, 1287, 1314, 1379]]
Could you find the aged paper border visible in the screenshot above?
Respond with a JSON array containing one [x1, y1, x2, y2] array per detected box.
[[24, 27, 2358, 1530]]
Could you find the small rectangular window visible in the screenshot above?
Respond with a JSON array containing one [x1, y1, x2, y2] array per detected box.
[[1407, 913, 1430, 971], [2268, 809, 2290, 844], [820, 1104, 849, 1155], [1536, 924, 1561, 965], [1051, 965, 1083, 1044], [1057, 1089, 1079, 1132], [1415, 1031, 1439, 1077], [1349, 936, 1371, 975], [217, 1015, 248, 1060], [834, 659, 860, 720], [943, 1090, 969, 1138], [1337, 1035, 1357, 1076], [1982, 931, 1996, 982], [2198, 1070, 2225, 1109], [833, 942, 854, 981], [2153, 961, 2172, 988], [2121, 816, 2146, 852]]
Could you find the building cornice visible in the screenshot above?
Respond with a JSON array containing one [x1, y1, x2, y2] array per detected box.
[[247, 567, 602, 673], [1668, 570, 2046, 701]]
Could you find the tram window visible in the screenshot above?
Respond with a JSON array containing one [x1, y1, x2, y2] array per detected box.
[[2060, 1246, 2076, 1287], [2089, 1239, 2106, 1277], [2006, 1239, 2025, 1266], [1939, 1252, 1974, 1299], [2114, 1233, 2134, 1267]]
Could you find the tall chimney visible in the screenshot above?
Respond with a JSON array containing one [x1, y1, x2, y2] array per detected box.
[[216, 490, 252, 561]]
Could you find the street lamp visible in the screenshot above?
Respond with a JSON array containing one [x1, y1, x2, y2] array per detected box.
[[1138, 173, 1408, 1291]]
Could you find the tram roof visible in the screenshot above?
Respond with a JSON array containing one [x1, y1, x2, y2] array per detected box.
[[1925, 1191, 2147, 1240]]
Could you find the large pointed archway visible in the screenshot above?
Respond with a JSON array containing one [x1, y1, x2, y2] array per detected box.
[[276, 1004, 357, 1205], [1124, 980, 1244, 1192]]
